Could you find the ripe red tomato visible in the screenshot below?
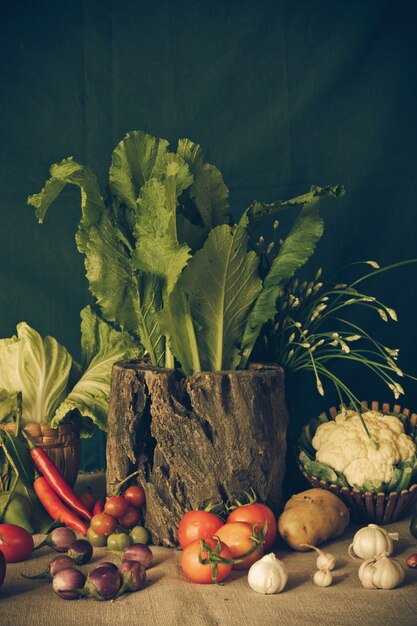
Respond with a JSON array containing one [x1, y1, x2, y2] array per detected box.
[[104, 495, 129, 519], [227, 503, 277, 550], [90, 513, 117, 537], [178, 511, 225, 549], [118, 506, 140, 529], [180, 536, 233, 584], [124, 485, 146, 509], [0, 524, 34, 563], [215, 521, 263, 570]]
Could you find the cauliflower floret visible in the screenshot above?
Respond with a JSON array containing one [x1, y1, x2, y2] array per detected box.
[[312, 410, 416, 487]]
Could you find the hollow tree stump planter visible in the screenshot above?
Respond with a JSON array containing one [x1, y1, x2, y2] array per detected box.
[[106, 361, 289, 547]]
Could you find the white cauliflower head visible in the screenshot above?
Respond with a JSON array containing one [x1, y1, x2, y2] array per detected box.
[[312, 409, 416, 487]]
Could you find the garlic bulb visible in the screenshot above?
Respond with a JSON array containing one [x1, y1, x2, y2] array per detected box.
[[313, 568, 333, 587], [358, 552, 405, 590], [247, 553, 288, 594], [300, 544, 336, 571], [349, 524, 399, 560]]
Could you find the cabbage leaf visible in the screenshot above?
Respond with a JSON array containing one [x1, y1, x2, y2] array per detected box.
[[52, 306, 140, 435], [0, 324, 72, 424]]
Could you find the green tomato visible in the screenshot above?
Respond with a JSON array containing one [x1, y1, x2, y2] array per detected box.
[[130, 525, 150, 545], [87, 526, 107, 547], [107, 532, 132, 551]]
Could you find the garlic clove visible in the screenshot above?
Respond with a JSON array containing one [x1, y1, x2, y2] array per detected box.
[[359, 561, 377, 589], [300, 543, 337, 571], [373, 555, 404, 590], [316, 553, 336, 571], [313, 568, 333, 587]]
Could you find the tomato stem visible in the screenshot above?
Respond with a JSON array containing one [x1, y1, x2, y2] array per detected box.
[[114, 470, 141, 495], [225, 488, 258, 512], [198, 535, 260, 577]]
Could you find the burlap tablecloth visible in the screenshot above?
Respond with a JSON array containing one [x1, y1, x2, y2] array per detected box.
[[1, 473, 416, 626]]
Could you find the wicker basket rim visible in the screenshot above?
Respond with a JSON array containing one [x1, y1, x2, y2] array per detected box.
[[0, 421, 79, 434], [299, 466, 417, 498]]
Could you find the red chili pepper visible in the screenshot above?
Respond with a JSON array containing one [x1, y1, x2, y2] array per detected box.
[[23, 433, 92, 521], [92, 497, 105, 516], [34, 477, 88, 535]]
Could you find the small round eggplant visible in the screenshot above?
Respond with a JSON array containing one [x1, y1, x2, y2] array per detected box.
[[35, 527, 77, 553], [96, 561, 118, 572], [52, 568, 86, 600], [118, 560, 146, 592], [121, 544, 153, 569], [86, 565, 122, 600], [68, 539, 93, 565], [50, 555, 77, 578]]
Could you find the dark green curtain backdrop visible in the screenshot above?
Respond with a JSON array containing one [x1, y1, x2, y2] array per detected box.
[[1, 0, 416, 471]]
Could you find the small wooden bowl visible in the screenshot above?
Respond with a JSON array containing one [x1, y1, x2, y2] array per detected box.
[[0, 421, 80, 487], [299, 401, 417, 524]]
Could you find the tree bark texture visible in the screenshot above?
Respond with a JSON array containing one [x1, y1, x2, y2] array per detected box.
[[106, 361, 289, 547]]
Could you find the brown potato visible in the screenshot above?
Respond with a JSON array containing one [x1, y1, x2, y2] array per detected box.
[[277, 488, 350, 550]]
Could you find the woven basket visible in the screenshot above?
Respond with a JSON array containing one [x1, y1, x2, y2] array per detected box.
[[0, 421, 80, 487], [299, 401, 417, 524]]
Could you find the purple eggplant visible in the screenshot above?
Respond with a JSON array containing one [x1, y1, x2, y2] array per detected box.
[[22, 555, 75, 581], [50, 555, 77, 577], [118, 560, 146, 593], [96, 561, 118, 572], [68, 539, 93, 565], [121, 544, 153, 569], [34, 527, 77, 553], [85, 564, 122, 601], [52, 568, 86, 600]]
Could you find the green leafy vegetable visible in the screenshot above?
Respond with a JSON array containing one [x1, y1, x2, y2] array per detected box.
[[109, 130, 169, 213], [240, 184, 345, 234], [0, 309, 139, 436], [0, 324, 72, 424], [132, 168, 191, 296], [29, 129, 343, 376], [180, 224, 262, 371], [158, 281, 201, 374], [0, 430, 34, 488], [51, 306, 140, 434], [298, 451, 338, 484], [0, 430, 55, 532], [0, 390, 19, 422], [28, 157, 105, 254], [177, 138, 230, 249]]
